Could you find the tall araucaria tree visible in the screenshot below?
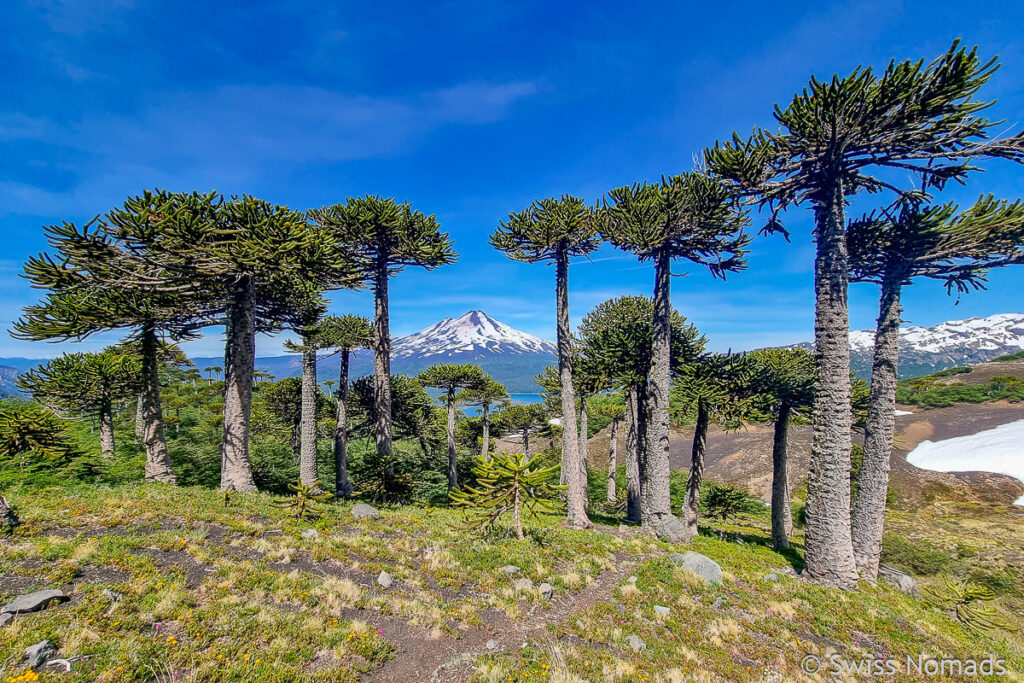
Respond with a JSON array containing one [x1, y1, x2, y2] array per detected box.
[[706, 41, 1024, 587], [594, 402, 626, 504], [848, 196, 1024, 580], [457, 379, 510, 459], [744, 348, 816, 550], [310, 197, 456, 493], [600, 174, 749, 541], [490, 195, 601, 529], [283, 304, 333, 491], [318, 314, 373, 497], [417, 363, 490, 492], [18, 348, 141, 458], [671, 352, 753, 537], [577, 296, 704, 523], [496, 403, 546, 457]]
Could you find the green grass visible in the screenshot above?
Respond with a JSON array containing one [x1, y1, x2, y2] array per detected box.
[[1, 483, 1021, 681]]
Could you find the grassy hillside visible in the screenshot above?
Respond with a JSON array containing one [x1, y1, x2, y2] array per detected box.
[[1, 483, 1021, 682]]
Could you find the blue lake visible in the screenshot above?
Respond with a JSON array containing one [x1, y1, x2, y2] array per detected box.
[[459, 393, 543, 416]]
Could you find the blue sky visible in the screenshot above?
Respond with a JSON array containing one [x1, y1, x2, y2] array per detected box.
[[2, 0, 1024, 359]]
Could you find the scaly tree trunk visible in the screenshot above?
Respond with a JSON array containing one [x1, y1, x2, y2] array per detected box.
[[771, 402, 794, 550], [852, 272, 904, 581], [446, 387, 458, 492], [607, 417, 619, 504], [555, 246, 590, 528], [480, 402, 491, 459], [522, 428, 529, 456], [99, 402, 115, 457], [646, 247, 687, 540], [373, 258, 395, 489], [135, 395, 144, 443], [804, 180, 858, 588], [220, 277, 257, 492], [141, 323, 176, 484], [684, 401, 709, 536], [299, 344, 318, 488], [625, 385, 642, 523], [578, 397, 589, 506], [335, 349, 353, 497]]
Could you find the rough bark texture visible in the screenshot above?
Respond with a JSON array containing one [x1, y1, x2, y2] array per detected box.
[[803, 181, 858, 588], [446, 388, 458, 492], [522, 429, 529, 457], [852, 275, 903, 581], [480, 403, 491, 459], [578, 400, 590, 506], [771, 402, 794, 550], [140, 324, 176, 484], [219, 278, 257, 492], [645, 248, 686, 540], [134, 395, 144, 443], [99, 403, 115, 457], [607, 418, 618, 504], [556, 248, 590, 528], [625, 386, 642, 524], [299, 345, 318, 488], [334, 350, 353, 497], [684, 402, 709, 536], [373, 260, 394, 487]]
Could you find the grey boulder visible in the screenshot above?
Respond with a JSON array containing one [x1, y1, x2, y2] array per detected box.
[[24, 640, 57, 668], [351, 503, 380, 519], [654, 516, 691, 544], [653, 605, 670, 616], [669, 551, 723, 585], [499, 565, 520, 575], [539, 582, 553, 600], [878, 565, 918, 596], [626, 634, 646, 652], [2, 589, 68, 615], [377, 571, 393, 589]]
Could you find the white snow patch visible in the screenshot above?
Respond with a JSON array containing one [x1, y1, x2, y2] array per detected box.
[[894, 410, 913, 416], [392, 310, 556, 359], [906, 420, 1024, 506]]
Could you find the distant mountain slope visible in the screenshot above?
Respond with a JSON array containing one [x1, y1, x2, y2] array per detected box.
[[793, 313, 1024, 379], [193, 311, 557, 393], [0, 365, 24, 398]]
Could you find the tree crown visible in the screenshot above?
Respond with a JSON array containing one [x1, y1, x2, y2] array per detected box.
[[416, 363, 491, 394], [490, 195, 601, 263]]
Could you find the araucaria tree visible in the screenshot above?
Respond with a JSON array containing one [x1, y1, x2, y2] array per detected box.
[[417, 363, 490, 491], [745, 348, 816, 550], [600, 173, 748, 541], [490, 195, 600, 529], [594, 402, 625, 504], [318, 314, 373, 496], [457, 380, 510, 459], [707, 42, 1024, 587], [310, 197, 456, 492], [496, 404, 545, 457], [847, 196, 1024, 580], [577, 296, 704, 523], [18, 349, 141, 457]]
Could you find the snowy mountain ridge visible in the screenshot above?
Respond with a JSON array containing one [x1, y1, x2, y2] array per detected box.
[[847, 313, 1024, 355], [391, 310, 556, 359]]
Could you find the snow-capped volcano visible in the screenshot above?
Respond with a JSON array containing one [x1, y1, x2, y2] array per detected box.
[[392, 310, 556, 359]]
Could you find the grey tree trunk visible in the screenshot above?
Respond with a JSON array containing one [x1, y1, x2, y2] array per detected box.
[[135, 394, 144, 442], [140, 323, 176, 484], [480, 402, 491, 459], [578, 398, 589, 506], [803, 180, 858, 588], [299, 344, 318, 488], [334, 349, 353, 497], [684, 402, 709, 536], [99, 403, 115, 457], [373, 260, 394, 489], [645, 248, 686, 540], [771, 402, 794, 550], [555, 247, 590, 528], [220, 277, 258, 492], [625, 385, 642, 523], [607, 418, 618, 504], [852, 274, 903, 581], [446, 387, 458, 492], [522, 428, 529, 456]]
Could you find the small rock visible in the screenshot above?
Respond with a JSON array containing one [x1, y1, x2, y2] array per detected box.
[[539, 582, 553, 600], [0, 613, 13, 628], [24, 640, 57, 668], [628, 575, 638, 584], [712, 597, 725, 609], [878, 564, 918, 596], [626, 634, 646, 653], [301, 528, 319, 540], [351, 503, 380, 519], [101, 588, 123, 602], [618, 524, 629, 532], [0, 495, 19, 534], [654, 516, 691, 543], [499, 565, 520, 575], [669, 551, 723, 585], [514, 577, 533, 591], [764, 573, 780, 583], [653, 605, 670, 616], [377, 571, 393, 589], [1, 590, 68, 615], [262, 529, 283, 537], [486, 639, 499, 650]]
